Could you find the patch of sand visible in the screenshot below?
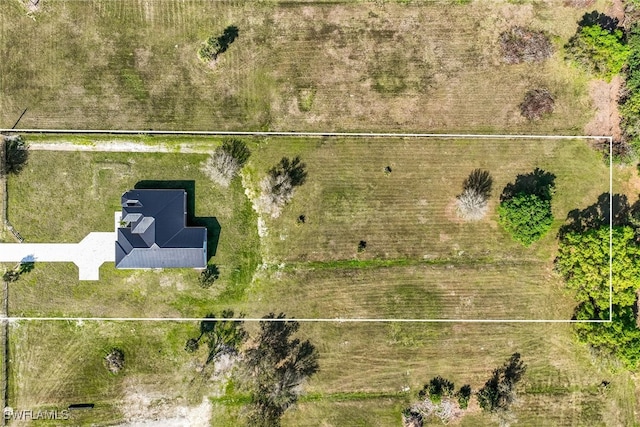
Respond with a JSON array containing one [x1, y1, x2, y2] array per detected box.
[[584, 76, 623, 141], [117, 388, 212, 427]]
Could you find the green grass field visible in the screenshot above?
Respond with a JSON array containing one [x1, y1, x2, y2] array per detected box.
[[2, 0, 639, 425], [1, 0, 592, 133], [6, 137, 610, 321], [4, 134, 634, 425]]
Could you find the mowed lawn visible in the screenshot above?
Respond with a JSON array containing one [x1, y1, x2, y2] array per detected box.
[[7, 149, 261, 317], [8, 320, 214, 426], [1, 0, 592, 133], [9, 320, 637, 426], [6, 137, 609, 320]]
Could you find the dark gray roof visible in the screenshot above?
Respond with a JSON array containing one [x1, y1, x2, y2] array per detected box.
[[115, 189, 207, 269]]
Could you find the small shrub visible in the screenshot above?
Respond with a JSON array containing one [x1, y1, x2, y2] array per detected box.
[[498, 193, 553, 246], [565, 19, 629, 79], [456, 169, 493, 221], [185, 338, 200, 353], [255, 156, 307, 218], [4, 135, 29, 175], [402, 408, 424, 427], [477, 353, 527, 413], [456, 188, 489, 220], [198, 25, 239, 63], [297, 88, 315, 112], [456, 385, 472, 409], [520, 89, 555, 120], [201, 139, 250, 187], [418, 376, 455, 404], [499, 26, 553, 64], [104, 348, 125, 374], [2, 269, 19, 283], [199, 265, 220, 289]]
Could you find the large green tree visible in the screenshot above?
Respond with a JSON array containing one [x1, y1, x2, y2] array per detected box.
[[565, 21, 630, 79], [557, 225, 640, 369], [556, 226, 640, 309], [498, 193, 553, 246]]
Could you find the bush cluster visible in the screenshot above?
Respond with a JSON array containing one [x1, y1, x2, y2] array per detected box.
[[499, 26, 553, 64], [620, 24, 640, 154], [565, 17, 630, 79], [520, 88, 555, 120]]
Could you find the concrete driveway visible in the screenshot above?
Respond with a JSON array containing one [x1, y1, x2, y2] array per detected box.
[[0, 232, 116, 280]]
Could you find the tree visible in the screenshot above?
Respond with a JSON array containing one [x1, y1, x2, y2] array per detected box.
[[565, 19, 630, 79], [498, 193, 553, 246], [456, 385, 472, 410], [456, 169, 492, 221], [204, 309, 247, 365], [499, 168, 555, 246], [573, 302, 640, 369], [499, 26, 553, 64], [418, 376, 455, 404], [2, 260, 34, 283], [199, 264, 220, 288], [185, 338, 199, 353], [556, 226, 640, 310], [520, 89, 555, 120], [556, 224, 640, 369], [620, 23, 640, 154], [104, 348, 125, 374], [256, 156, 308, 218], [4, 135, 29, 175], [198, 25, 240, 63], [184, 311, 247, 365], [243, 313, 319, 427], [477, 353, 526, 413], [202, 138, 251, 187]]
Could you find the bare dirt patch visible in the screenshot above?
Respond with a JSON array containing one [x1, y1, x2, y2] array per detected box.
[[118, 382, 212, 427], [606, 0, 626, 25], [584, 76, 623, 140]]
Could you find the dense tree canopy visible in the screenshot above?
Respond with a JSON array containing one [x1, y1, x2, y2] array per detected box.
[[557, 225, 640, 369], [556, 226, 640, 309], [498, 193, 553, 246], [565, 20, 630, 79]]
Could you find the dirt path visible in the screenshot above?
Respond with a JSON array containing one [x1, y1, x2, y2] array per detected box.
[[584, 75, 623, 141], [29, 141, 212, 154]]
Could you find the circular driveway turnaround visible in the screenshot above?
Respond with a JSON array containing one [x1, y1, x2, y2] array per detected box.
[[0, 232, 116, 280]]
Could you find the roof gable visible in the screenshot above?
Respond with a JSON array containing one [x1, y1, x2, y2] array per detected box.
[[115, 189, 207, 269]]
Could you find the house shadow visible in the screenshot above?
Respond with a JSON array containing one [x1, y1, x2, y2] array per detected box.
[[134, 180, 221, 260]]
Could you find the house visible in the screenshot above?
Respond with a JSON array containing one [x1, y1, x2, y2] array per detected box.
[[115, 189, 207, 269]]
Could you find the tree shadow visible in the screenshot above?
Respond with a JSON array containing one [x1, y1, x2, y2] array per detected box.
[[134, 180, 220, 260], [578, 11, 620, 32], [500, 168, 556, 202], [217, 25, 239, 55], [558, 193, 631, 239], [462, 169, 493, 198]]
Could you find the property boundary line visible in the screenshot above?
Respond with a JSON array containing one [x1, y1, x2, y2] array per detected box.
[[4, 317, 613, 323], [0, 129, 612, 140], [0, 130, 614, 323]]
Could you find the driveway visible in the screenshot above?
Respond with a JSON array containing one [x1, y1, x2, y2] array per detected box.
[[0, 232, 116, 280]]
